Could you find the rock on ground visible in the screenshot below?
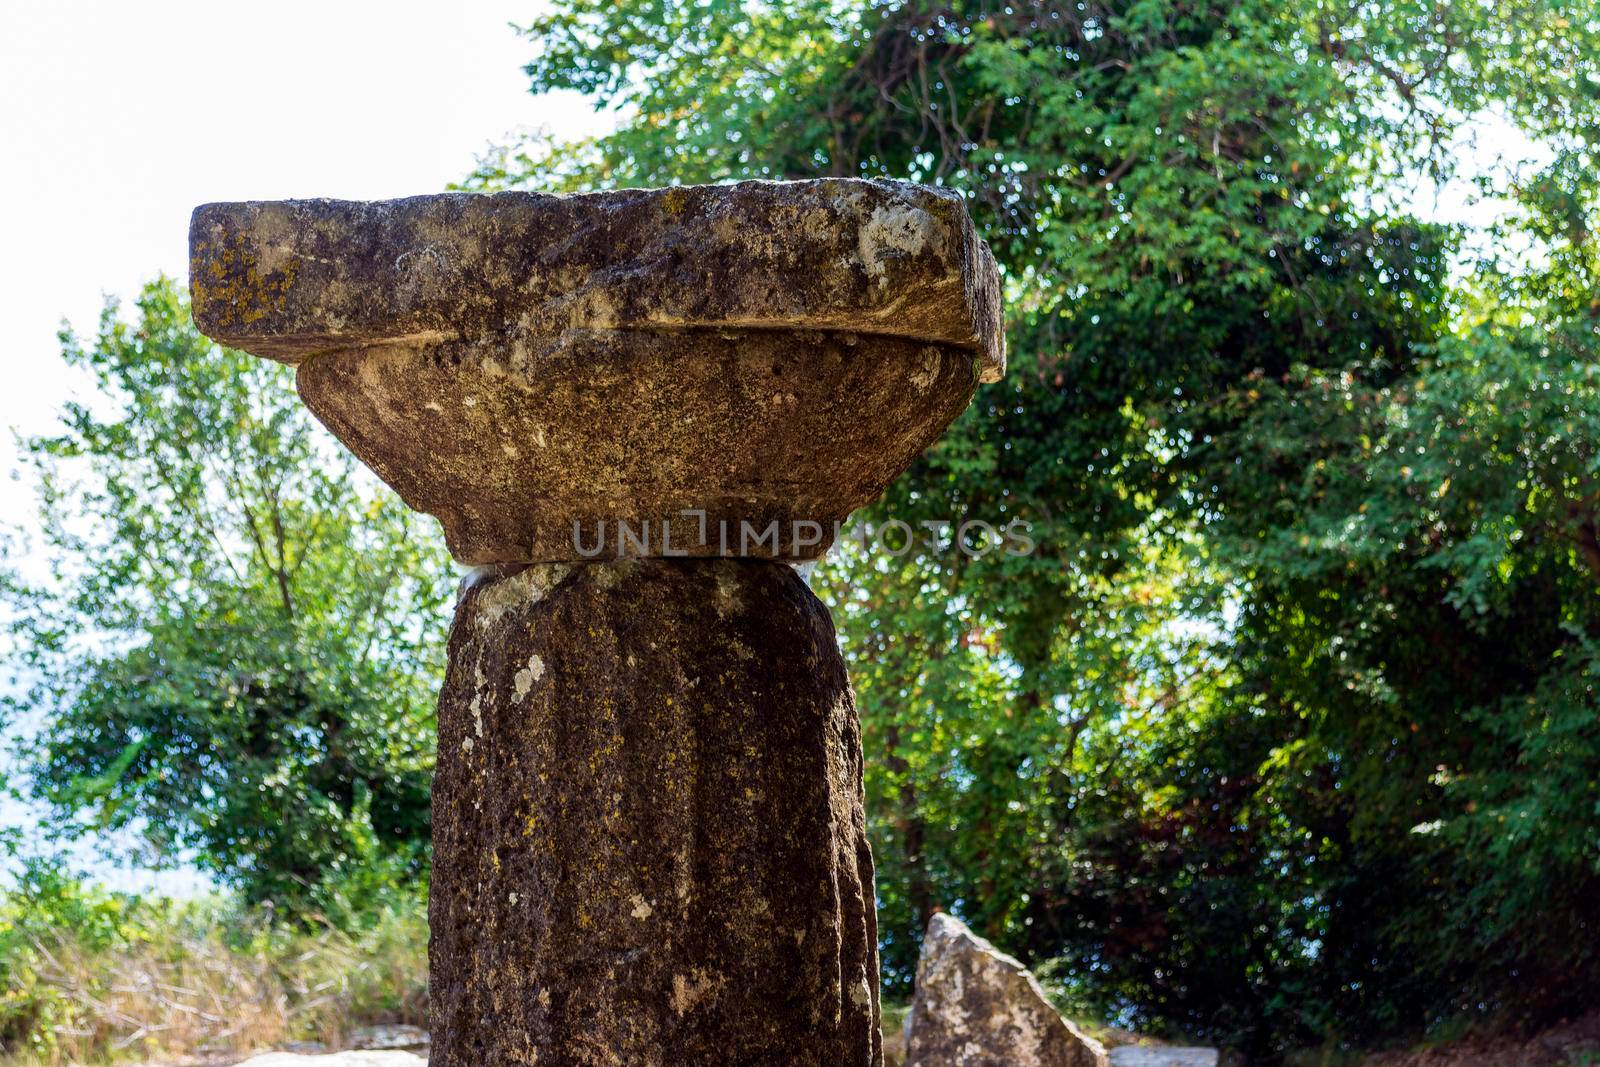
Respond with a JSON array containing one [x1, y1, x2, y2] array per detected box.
[[346, 1026, 428, 1051], [1108, 1049, 1219, 1067], [906, 913, 1107, 1067]]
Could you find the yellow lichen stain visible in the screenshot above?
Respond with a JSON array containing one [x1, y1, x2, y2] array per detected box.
[[193, 233, 301, 328], [660, 186, 691, 218]]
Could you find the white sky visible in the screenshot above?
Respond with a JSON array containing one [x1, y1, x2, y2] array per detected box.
[[0, 0, 609, 892], [0, 0, 603, 469]]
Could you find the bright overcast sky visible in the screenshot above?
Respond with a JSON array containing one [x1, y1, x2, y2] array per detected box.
[[0, 0, 603, 460], [0, 0, 606, 890]]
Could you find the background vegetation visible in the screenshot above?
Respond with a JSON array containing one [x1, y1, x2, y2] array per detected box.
[[6, 2, 1600, 1063], [0, 858, 425, 1065]]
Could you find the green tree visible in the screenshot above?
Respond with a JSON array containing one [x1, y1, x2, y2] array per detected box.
[[1188, 310, 1600, 1030], [481, 0, 1600, 1054], [4, 279, 454, 910]]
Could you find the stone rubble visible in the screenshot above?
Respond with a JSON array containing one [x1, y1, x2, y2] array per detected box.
[[905, 913, 1108, 1067]]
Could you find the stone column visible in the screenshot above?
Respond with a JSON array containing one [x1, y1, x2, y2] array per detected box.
[[190, 180, 1004, 1067]]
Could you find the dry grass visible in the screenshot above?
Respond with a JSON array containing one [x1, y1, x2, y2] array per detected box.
[[0, 906, 426, 1067]]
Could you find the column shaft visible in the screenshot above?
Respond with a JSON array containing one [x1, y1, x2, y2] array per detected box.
[[430, 559, 881, 1066]]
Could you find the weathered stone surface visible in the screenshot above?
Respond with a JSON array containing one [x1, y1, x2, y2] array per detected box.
[[235, 1054, 425, 1067], [1107, 1048, 1219, 1067], [296, 329, 974, 564], [906, 914, 1107, 1067], [430, 559, 881, 1066], [190, 180, 1001, 563], [190, 180, 1003, 381]]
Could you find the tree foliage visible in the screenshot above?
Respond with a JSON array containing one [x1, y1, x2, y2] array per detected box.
[[482, 0, 1600, 1055], [5, 280, 454, 909]]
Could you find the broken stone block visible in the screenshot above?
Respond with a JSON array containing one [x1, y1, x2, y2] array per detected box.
[[906, 913, 1107, 1067]]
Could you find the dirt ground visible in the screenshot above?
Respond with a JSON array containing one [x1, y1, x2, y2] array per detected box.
[[1350, 1010, 1600, 1067], [137, 1009, 1600, 1067]]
